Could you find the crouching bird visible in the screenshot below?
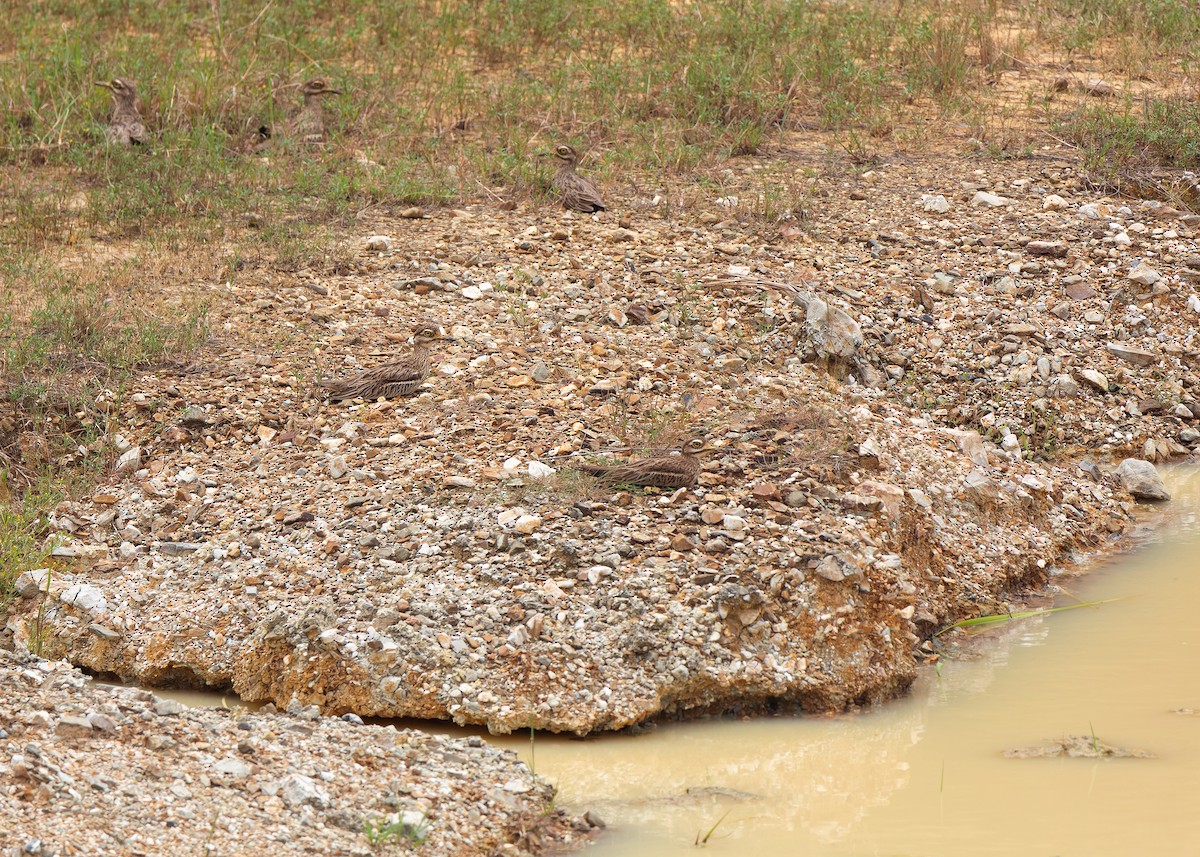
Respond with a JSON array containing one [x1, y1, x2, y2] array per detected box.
[[320, 322, 450, 402], [95, 77, 146, 145], [575, 437, 715, 488], [550, 144, 606, 213]]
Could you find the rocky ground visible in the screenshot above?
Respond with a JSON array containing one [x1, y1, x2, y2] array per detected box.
[[0, 649, 589, 856], [6, 140, 1196, 741], [8, 138, 1200, 739]]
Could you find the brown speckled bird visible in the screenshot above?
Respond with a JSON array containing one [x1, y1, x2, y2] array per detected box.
[[95, 77, 146, 145], [259, 79, 341, 146], [551, 144, 606, 213], [576, 437, 715, 488], [321, 322, 447, 402]]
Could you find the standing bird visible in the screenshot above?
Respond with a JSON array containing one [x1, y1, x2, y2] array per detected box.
[[95, 78, 146, 145], [575, 437, 716, 488], [550, 144, 606, 213], [260, 79, 342, 146], [320, 322, 448, 402]]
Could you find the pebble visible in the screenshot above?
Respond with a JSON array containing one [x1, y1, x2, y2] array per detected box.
[[1025, 241, 1066, 257], [1115, 458, 1171, 501], [1128, 262, 1161, 285], [971, 191, 1012, 207], [1106, 343, 1158, 367], [113, 446, 142, 475], [920, 194, 950, 213], [1078, 369, 1109, 392], [60, 584, 106, 614]]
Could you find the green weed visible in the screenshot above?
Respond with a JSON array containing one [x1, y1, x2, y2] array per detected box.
[[1056, 96, 1200, 203], [363, 812, 429, 848]]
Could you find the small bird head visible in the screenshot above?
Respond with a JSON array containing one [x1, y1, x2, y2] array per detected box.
[[412, 323, 450, 345], [301, 79, 341, 99], [96, 77, 138, 102], [553, 144, 580, 165], [682, 437, 717, 457]]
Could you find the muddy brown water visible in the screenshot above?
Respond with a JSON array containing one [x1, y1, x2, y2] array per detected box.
[[143, 467, 1200, 856]]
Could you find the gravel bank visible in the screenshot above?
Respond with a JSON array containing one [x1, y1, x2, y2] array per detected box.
[[4, 146, 1197, 738], [0, 649, 587, 856]]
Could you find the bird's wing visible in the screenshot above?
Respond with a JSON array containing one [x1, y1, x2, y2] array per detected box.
[[578, 454, 684, 482], [360, 358, 423, 383], [573, 178, 606, 211]]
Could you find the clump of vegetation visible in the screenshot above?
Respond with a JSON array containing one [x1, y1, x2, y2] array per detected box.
[[0, 261, 208, 602], [363, 811, 429, 848], [0, 489, 55, 609], [1057, 96, 1200, 203]]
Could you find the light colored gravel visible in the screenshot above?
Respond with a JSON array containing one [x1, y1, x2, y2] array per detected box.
[[0, 649, 588, 856], [5, 145, 1199, 740]]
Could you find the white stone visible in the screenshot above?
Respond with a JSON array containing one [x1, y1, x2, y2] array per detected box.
[[722, 514, 748, 531], [365, 235, 393, 252], [114, 446, 142, 475], [920, 194, 950, 213], [1077, 202, 1109, 220], [461, 285, 483, 300], [1042, 194, 1068, 211], [527, 461, 556, 479], [971, 191, 1012, 207], [327, 456, 349, 479], [14, 568, 51, 598], [1078, 369, 1109, 391], [279, 774, 330, 810], [514, 515, 541, 534], [949, 429, 989, 467], [213, 758, 253, 780], [497, 508, 527, 529], [60, 584, 106, 614]]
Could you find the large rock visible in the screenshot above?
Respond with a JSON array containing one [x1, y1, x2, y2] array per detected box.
[[1115, 458, 1171, 501], [1106, 342, 1159, 368]]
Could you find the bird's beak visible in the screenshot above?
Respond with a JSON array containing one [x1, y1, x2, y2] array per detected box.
[[94, 81, 113, 90], [325, 88, 342, 95]]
